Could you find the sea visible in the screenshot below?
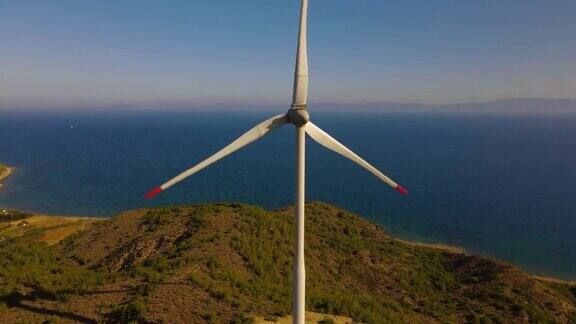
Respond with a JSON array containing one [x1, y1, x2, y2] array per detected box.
[[0, 110, 575, 279]]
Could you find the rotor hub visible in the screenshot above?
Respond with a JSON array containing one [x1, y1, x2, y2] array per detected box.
[[287, 106, 310, 127]]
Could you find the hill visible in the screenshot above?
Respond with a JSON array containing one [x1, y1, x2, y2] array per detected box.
[[0, 202, 575, 323]]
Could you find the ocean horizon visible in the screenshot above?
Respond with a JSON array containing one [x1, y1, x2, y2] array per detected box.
[[1, 109, 575, 280]]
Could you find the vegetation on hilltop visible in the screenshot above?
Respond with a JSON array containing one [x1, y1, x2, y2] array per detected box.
[[0, 237, 103, 303], [0, 202, 575, 323]]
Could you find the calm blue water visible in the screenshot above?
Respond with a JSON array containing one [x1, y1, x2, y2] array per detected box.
[[1, 110, 575, 279]]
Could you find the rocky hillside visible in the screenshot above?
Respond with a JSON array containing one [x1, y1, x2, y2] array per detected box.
[[1, 202, 575, 323]]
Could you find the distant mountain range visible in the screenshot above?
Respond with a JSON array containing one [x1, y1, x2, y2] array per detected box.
[[312, 98, 576, 113], [2, 98, 576, 113]]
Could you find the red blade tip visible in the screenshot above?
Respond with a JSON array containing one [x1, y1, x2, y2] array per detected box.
[[145, 187, 162, 199], [395, 185, 409, 195]]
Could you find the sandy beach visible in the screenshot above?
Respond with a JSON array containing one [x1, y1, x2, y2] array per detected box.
[[0, 165, 12, 188]]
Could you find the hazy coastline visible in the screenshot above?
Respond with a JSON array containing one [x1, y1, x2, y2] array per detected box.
[[0, 165, 12, 189]]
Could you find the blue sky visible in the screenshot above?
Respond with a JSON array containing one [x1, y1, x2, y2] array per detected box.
[[1, 0, 575, 108]]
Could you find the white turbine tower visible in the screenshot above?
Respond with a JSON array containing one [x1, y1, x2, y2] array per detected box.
[[145, 0, 408, 322]]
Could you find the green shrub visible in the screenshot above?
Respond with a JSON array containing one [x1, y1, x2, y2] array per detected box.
[[0, 210, 31, 224], [142, 208, 176, 231], [230, 313, 255, 324], [113, 297, 148, 323], [318, 319, 335, 324], [0, 239, 103, 301]]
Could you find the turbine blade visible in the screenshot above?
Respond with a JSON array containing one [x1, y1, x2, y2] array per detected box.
[[145, 114, 288, 199], [291, 0, 309, 108], [305, 122, 408, 194]]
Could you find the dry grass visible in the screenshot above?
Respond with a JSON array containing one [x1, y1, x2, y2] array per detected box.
[[0, 214, 102, 244]]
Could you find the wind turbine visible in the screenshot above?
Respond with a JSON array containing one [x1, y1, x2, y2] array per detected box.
[[144, 0, 408, 322]]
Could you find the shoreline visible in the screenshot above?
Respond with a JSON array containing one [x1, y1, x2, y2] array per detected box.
[[0, 207, 102, 221], [394, 237, 466, 254], [0, 165, 12, 188], [394, 237, 575, 285]]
